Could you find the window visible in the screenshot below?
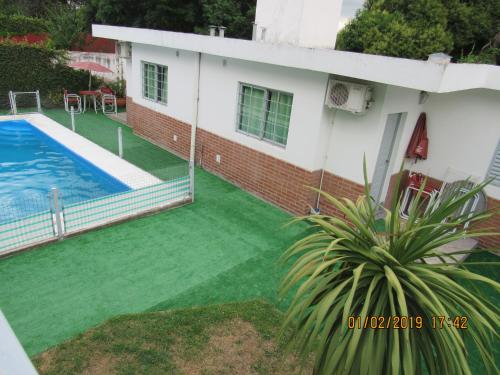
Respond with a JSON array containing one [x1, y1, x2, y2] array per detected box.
[[237, 83, 293, 146], [142, 62, 168, 104], [487, 139, 500, 186]]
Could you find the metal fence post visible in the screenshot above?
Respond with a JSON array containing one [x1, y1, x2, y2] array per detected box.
[[36, 90, 41, 112], [51, 187, 64, 239], [9, 91, 17, 115], [70, 106, 76, 132], [118, 127, 123, 158], [8, 91, 13, 114]]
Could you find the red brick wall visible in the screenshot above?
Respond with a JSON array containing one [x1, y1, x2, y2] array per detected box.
[[476, 197, 500, 249], [127, 97, 191, 159], [127, 98, 322, 214], [196, 128, 320, 214], [126, 98, 500, 248], [317, 172, 365, 219]]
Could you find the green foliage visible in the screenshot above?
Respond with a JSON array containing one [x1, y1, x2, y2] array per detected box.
[[0, 42, 91, 109], [337, 9, 452, 59], [337, 0, 500, 63], [0, 0, 69, 17], [91, 0, 200, 32], [444, 0, 500, 57], [280, 163, 499, 374], [107, 78, 126, 97], [458, 47, 500, 64], [195, 0, 256, 39], [88, 0, 256, 39], [45, 4, 86, 50], [0, 13, 48, 36], [2, 0, 256, 41]]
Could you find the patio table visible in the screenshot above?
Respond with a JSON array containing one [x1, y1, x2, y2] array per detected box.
[[79, 90, 100, 113]]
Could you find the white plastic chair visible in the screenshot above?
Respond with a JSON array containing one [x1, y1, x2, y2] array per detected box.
[[101, 94, 117, 115], [63, 90, 82, 114]]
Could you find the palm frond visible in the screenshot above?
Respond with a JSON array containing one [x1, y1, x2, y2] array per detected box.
[[280, 164, 499, 375]]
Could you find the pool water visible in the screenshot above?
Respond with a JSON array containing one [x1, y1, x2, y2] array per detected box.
[[0, 120, 130, 222]]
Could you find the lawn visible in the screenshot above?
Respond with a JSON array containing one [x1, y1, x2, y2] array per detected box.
[[0, 166, 308, 356], [0, 110, 308, 356], [0, 110, 497, 373], [33, 300, 312, 375]]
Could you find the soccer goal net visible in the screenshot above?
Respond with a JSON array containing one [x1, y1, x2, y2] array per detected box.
[[8, 90, 42, 115]]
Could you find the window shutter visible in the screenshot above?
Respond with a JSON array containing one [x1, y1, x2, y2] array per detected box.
[[487, 140, 500, 186]]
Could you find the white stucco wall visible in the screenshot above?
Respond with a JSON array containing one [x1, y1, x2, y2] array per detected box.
[[254, 0, 341, 48], [322, 84, 500, 200], [94, 24, 500, 94], [129, 43, 198, 124], [411, 89, 500, 199], [127, 44, 329, 170], [321, 83, 425, 200], [69, 51, 121, 81], [123, 57, 132, 92], [197, 54, 329, 170], [125, 43, 500, 200], [323, 82, 388, 184]]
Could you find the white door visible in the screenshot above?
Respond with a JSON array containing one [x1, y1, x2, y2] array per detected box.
[[371, 113, 403, 203]]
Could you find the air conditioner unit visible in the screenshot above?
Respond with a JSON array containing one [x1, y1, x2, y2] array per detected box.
[[118, 42, 131, 58], [325, 79, 373, 114]]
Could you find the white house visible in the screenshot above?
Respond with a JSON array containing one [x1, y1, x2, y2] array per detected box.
[[69, 35, 122, 82], [93, 0, 500, 248]]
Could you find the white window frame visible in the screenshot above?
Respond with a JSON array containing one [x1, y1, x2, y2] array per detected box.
[[141, 61, 168, 105], [235, 82, 293, 147]]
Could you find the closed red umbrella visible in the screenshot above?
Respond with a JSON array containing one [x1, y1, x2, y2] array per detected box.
[[68, 61, 113, 90], [406, 112, 429, 160]]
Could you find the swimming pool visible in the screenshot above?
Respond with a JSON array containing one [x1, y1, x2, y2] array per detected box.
[[0, 120, 130, 222]]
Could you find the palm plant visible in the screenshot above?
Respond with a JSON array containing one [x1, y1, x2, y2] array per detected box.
[[280, 164, 499, 375]]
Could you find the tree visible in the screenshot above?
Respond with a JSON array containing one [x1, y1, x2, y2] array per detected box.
[[90, 0, 148, 28], [195, 0, 256, 39], [0, 0, 68, 17], [336, 9, 452, 59], [46, 4, 86, 50], [280, 164, 499, 374], [337, 0, 500, 63], [89, 0, 200, 33], [87, 0, 256, 39]]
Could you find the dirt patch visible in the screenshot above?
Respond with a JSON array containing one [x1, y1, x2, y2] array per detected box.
[[172, 318, 311, 375], [36, 350, 55, 374], [82, 355, 118, 375], [34, 302, 313, 375]]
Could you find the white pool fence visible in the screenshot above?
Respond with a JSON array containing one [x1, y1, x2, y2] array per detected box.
[[0, 175, 191, 256]]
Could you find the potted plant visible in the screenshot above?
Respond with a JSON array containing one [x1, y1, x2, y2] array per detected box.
[[280, 163, 499, 374], [108, 78, 126, 107]]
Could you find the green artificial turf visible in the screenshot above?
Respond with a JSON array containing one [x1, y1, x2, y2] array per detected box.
[[0, 166, 307, 356], [0, 109, 307, 355], [0, 110, 498, 373], [44, 109, 188, 180]]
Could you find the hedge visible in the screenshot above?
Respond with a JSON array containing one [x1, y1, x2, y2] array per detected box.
[[0, 14, 48, 36], [0, 42, 96, 109]]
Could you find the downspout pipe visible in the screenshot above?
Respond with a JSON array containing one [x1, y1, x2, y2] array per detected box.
[[314, 109, 336, 213], [189, 52, 201, 201]]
